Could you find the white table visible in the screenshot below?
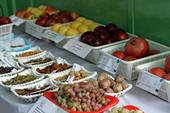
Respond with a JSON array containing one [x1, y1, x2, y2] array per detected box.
[[0, 31, 169, 113]]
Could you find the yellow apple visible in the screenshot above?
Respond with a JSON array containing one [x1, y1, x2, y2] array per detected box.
[[78, 25, 90, 33], [52, 23, 62, 32], [89, 23, 98, 30], [38, 5, 47, 12], [66, 28, 79, 36], [58, 25, 70, 35], [31, 8, 43, 18], [71, 22, 82, 29], [76, 17, 86, 23], [83, 20, 94, 26], [26, 7, 34, 12]]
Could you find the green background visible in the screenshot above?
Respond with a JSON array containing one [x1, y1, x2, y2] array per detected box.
[[0, 0, 170, 46]]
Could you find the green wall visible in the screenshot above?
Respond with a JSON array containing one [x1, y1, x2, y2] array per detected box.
[[2, 0, 170, 46]]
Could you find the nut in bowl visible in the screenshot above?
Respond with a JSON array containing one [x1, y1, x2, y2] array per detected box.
[[0, 69, 44, 88], [32, 57, 72, 76], [49, 65, 97, 84], [94, 73, 132, 97], [11, 78, 52, 102], [10, 46, 46, 60]]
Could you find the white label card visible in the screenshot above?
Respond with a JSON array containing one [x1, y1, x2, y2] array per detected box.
[[28, 96, 67, 113], [98, 53, 120, 74], [25, 22, 44, 39], [63, 40, 92, 58], [136, 71, 164, 95], [43, 30, 65, 43], [10, 15, 25, 26]]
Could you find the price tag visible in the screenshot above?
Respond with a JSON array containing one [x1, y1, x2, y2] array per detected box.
[[25, 22, 44, 39], [43, 30, 65, 43], [136, 71, 164, 95], [98, 53, 120, 74], [63, 40, 92, 58], [28, 96, 67, 113], [10, 15, 25, 26]]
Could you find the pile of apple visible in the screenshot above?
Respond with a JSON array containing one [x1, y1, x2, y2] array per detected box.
[[0, 16, 12, 25], [52, 17, 98, 36], [35, 11, 80, 27], [80, 23, 129, 46], [15, 5, 58, 20], [112, 37, 160, 61], [149, 56, 170, 80]]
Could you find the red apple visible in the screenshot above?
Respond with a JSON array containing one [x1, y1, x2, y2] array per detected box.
[[15, 10, 26, 18], [112, 51, 125, 59], [165, 56, 170, 73], [124, 56, 137, 61], [149, 67, 166, 77], [125, 37, 149, 58], [45, 6, 57, 15], [148, 49, 160, 56], [81, 31, 95, 46], [0, 16, 12, 25], [163, 73, 170, 80], [35, 17, 47, 27], [23, 12, 33, 19], [106, 23, 118, 33], [94, 39, 105, 46], [114, 29, 129, 41], [94, 26, 107, 37], [70, 12, 80, 20]]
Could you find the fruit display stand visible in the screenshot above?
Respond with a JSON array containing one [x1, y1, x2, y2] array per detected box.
[[136, 58, 170, 102], [100, 39, 170, 80], [0, 30, 170, 113]]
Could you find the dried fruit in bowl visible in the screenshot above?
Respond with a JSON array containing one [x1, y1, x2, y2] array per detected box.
[[17, 50, 42, 57]]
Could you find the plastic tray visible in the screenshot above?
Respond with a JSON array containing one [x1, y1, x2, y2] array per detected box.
[[43, 91, 119, 113], [124, 105, 140, 110], [84, 33, 135, 64], [25, 21, 51, 39], [135, 58, 170, 102], [0, 23, 13, 36], [101, 39, 170, 80]]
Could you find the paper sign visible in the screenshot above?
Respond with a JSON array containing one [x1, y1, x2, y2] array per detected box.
[[25, 22, 44, 39], [10, 15, 25, 26], [136, 71, 164, 95], [63, 40, 92, 58], [43, 30, 65, 43], [98, 53, 120, 74], [28, 96, 67, 113]]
